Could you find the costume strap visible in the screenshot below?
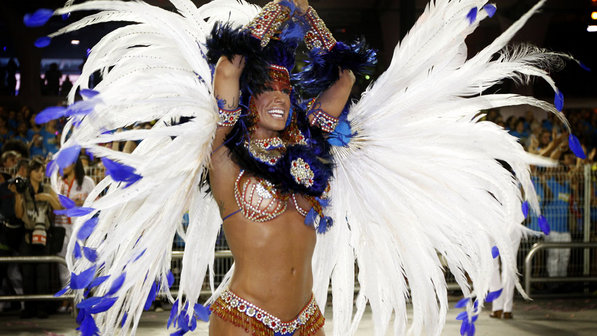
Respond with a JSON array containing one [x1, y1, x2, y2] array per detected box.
[[246, 1, 292, 47], [217, 107, 242, 127], [302, 6, 336, 51], [306, 97, 339, 133]]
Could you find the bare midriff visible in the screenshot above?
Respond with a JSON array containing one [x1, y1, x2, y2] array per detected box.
[[222, 208, 316, 321]]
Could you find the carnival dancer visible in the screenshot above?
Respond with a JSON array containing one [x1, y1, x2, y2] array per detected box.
[[24, 0, 586, 335]]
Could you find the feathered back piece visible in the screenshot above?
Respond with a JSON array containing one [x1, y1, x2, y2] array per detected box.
[[26, 1, 261, 335]]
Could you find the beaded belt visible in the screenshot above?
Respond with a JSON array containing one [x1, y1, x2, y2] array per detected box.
[[210, 289, 324, 335]]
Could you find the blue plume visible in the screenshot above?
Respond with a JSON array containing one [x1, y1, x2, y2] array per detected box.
[[579, 62, 591, 72], [54, 206, 94, 217], [304, 208, 317, 226], [134, 248, 147, 262], [317, 216, 333, 234], [568, 134, 586, 159], [87, 275, 109, 290], [144, 282, 158, 310], [74, 241, 82, 259], [56, 145, 81, 169], [59, 194, 76, 209], [83, 247, 98, 262], [46, 160, 57, 176], [78, 312, 99, 336], [554, 90, 564, 111], [456, 311, 468, 320], [54, 286, 70, 297], [101, 158, 143, 187], [466, 322, 475, 336], [467, 8, 478, 24], [71, 265, 97, 290], [24, 9, 54, 27], [538, 215, 550, 235], [36, 106, 67, 124], [168, 300, 179, 328], [80, 89, 100, 99], [87, 296, 118, 314], [167, 271, 175, 288], [491, 246, 500, 259], [483, 4, 496, 18], [194, 303, 211, 322], [521, 201, 530, 218], [77, 297, 102, 309], [76, 308, 87, 324], [34, 37, 51, 48], [455, 297, 470, 308], [328, 119, 353, 147], [62, 13, 71, 20], [77, 217, 99, 240], [107, 273, 126, 296], [121, 312, 128, 328], [460, 318, 469, 336], [66, 100, 97, 117], [486, 288, 503, 302]]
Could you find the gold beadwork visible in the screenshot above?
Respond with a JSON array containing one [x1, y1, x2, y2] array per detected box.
[[246, 2, 292, 47], [217, 107, 242, 127], [245, 137, 286, 166], [303, 7, 336, 51], [290, 158, 315, 188]]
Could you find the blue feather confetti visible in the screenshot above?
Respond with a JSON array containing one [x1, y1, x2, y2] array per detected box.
[[56, 145, 81, 169], [70, 265, 97, 290], [554, 90, 564, 111], [24, 9, 54, 27], [522, 201, 530, 218], [483, 4, 496, 18], [568, 134, 586, 159], [34, 37, 51, 48], [107, 273, 126, 296], [74, 241, 82, 259], [455, 297, 470, 309], [77, 217, 99, 240], [538, 215, 550, 235], [59, 194, 76, 209], [36, 106, 67, 124], [486, 288, 503, 302], [491, 246, 500, 259], [101, 158, 142, 187], [83, 247, 97, 262], [467, 7, 478, 24]]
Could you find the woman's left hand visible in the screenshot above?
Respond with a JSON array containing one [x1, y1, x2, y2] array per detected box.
[[293, 0, 309, 15]]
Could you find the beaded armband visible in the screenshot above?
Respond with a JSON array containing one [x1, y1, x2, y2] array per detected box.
[[246, 2, 292, 47], [306, 98, 339, 133], [303, 7, 337, 51], [217, 107, 242, 127]]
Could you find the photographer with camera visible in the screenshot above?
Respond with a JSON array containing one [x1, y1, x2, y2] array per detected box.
[[13, 158, 61, 318]]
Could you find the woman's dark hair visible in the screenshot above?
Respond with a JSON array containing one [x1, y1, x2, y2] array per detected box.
[[74, 157, 86, 187], [27, 157, 45, 177]]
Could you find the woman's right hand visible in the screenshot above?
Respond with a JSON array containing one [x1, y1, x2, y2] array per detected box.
[[215, 55, 245, 80]]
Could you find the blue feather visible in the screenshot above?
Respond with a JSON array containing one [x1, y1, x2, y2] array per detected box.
[[54, 286, 70, 297], [483, 4, 496, 18], [80, 89, 100, 99], [35, 106, 67, 124], [144, 282, 158, 310], [554, 90, 564, 111], [121, 312, 128, 328], [538, 215, 550, 235], [77, 217, 99, 240], [456, 311, 468, 320], [317, 216, 332, 234], [59, 194, 76, 209], [168, 300, 179, 328], [466, 323, 475, 336], [54, 206, 94, 217], [107, 273, 126, 296], [77, 297, 102, 309], [467, 8, 478, 24], [305, 208, 317, 226], [455, 297, 470, 308], [83, 247, 98, 262], [23, 9, 54, 27], [46, 160, 57, 176], [56, 145, 81, 169], [579, 62, 591, 72], [328, 119, 353, 147], [71, 265, 97, 290], [522, 201, 530, 218], [78, 312, 99, 336], [460, 319, 469, 336], [134, 248, 147, 262], [76, 308, 86, 324], [486, 288, 502, 302], [101, 158, 142, 187], [74, 241, 82, 259], [491, 246, 500, 259], [194, 303, 211, 322], [167, 271, 175, 288], [87, 275, 109, 290], [66, 100, 97, 117], [62, 13, 70, 20], [568, 134, 586, 159], [34, 37, 51, 48], [87, 296, 118, 314]]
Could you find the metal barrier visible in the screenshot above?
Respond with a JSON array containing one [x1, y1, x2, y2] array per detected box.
[[524, 242, 597, 296], [0, 255, 75, 303]]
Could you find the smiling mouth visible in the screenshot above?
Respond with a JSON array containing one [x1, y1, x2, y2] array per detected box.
[[267, 108, 285, 119]]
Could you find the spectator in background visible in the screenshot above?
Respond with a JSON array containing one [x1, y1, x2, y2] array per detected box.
[[43, 63, 62, 96], [0, 151, 20, 183], [7, 110, 18, 131], [13, 158, 61, 318], [60, 76, 73, 97], [0, 117, 13, 144], [13, 122, 28, 144], [41, 120, 60, 155], [26, 113, 43, 142], [29, 134, 48, 159], [510, 118, 529, 144], [54, 156, 95, 313]]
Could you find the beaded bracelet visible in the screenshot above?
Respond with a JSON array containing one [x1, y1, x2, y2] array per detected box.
[[302, 6, 337, 51], [246, 2, 292, 47], [306, 98, 339, 133], [217, 107, 242, 127]]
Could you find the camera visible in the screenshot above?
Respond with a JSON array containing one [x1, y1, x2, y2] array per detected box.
[[7, 177, 31, 194]]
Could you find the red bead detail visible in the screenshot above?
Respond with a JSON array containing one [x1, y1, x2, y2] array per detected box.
[[239, 304, 245, 310]]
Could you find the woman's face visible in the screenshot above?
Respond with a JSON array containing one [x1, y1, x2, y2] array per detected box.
[[29, 167, 44, 183], [252, 90, 290, 134]]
